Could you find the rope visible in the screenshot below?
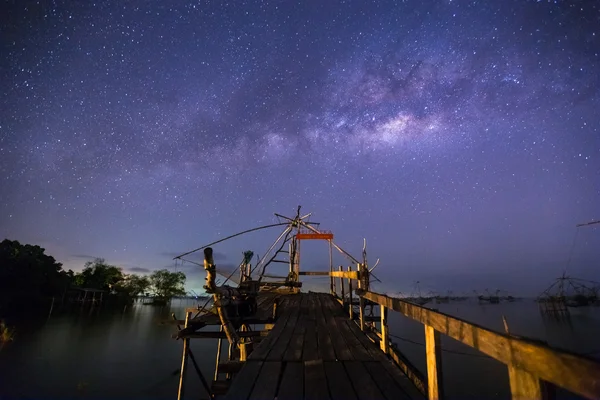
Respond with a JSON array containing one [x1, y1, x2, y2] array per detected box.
[[564, 228, 579, 275], [172, 222, 290, 260], [389, 333, 491, 359]]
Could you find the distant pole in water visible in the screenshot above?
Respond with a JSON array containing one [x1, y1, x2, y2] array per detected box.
[[502, 315, 510, 335], [48, 297, 55, 319]]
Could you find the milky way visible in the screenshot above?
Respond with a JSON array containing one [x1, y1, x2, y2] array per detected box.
[[1, 0, 599, 294]]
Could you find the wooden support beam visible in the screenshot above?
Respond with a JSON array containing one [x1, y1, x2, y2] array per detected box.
[[331, 270, 360, 280], [348, 267, 353, 320], [425, 325, 443, 400], [214, 326, 223, 381], [166, 317, 274, 326], [339, 266, 345, 306], [359, 290, 600, 400], [380, 304, 389, 354], [299, 271, 330, 276], [173, 330, 270, 339], [217, 361, 246, 374], [177, 311, 191, 400], [359, 297, 365, 331]]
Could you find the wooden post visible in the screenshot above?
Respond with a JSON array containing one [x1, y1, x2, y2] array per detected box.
[[359, 297, 365, 331], [177, 311, 191, 400], [48, 297, 55, 319], [339, 266, 345, 304], [425, 324, 443, 400], [380, 304, 389, 354], [329, 240, 334, 295], [348, 266, 353, 320], [508, 365, 546, 400], [357, 263, 365, 331], [214, 326, 223, 381]]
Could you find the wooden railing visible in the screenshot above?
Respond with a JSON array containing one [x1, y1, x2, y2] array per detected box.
[[325, 265, 600, 400]]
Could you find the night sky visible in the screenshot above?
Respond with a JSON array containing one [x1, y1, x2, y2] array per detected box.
[[1, 0, 599, 296]]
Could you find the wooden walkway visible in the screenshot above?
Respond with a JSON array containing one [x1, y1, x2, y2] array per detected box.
[[223, 292, 423, 400]]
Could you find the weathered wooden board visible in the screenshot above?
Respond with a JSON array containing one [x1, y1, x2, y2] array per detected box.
[[303, 319, 319, 361], [319, 293, 354, 360], [248, 295, 298, 360], [304, 359, 331, 400], [324, 361, 357, 400], [278, 362, 304, 400], [248, 361, 282, 400], [336, 319, 373, 361], [268, 298, 302, 360], [344, 361, 385, 400], [363, 361, 412, 400], [314, 294, 337, 361], [284, 319, 306, 361], [223, 361, 263, 400]]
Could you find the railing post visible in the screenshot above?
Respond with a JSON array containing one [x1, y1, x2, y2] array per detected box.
[[380, 304, 389, 354], [348, 266, 353, 320], [357, 263, 366, 331], [329, 240, 334, 295], [177, 311, 192, 400], [424, 324, 444, 400], [339, 266, 345, 304], [359, 296, 365, 331], [508, 365, 547, 400]]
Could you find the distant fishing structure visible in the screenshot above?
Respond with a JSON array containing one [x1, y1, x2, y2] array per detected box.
[[538, 218, 600, 315]]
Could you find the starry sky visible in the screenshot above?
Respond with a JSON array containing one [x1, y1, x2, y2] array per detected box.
[[1, 0, 599, 296]]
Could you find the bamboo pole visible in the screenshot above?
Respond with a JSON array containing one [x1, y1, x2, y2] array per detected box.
[[177, 311, 191, 400]]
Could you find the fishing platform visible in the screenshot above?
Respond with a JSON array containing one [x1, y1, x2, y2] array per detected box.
[[171, 208, 600, 400]]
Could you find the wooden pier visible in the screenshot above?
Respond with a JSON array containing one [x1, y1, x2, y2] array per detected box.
[[223, 292, 421, 400], [172, 209, 600, 400]]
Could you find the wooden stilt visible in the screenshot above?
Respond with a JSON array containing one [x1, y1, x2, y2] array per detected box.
[[329, 240, 334, 295], [339, 266, 345, 304], [348, 266, 353, 320], [359, 297, 365, 331], [425, 324, 443, 400], [177, 311, 191, 400], [214, 326, 223, 381]]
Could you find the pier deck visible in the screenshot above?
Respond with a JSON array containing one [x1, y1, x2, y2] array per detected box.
[[224, 292, 422, 400]]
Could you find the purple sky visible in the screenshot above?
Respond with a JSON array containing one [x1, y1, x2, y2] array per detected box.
[[1, 0, 599, 296]]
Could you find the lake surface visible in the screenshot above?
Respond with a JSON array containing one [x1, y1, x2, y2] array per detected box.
[[0, 297, 598, 400]]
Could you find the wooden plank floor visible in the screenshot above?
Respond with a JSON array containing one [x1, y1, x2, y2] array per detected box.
[[223, 292, 422, 400]]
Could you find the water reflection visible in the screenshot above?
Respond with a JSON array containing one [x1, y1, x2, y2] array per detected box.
[[0, 299, 217, 400], [0, 298, 598, 399]]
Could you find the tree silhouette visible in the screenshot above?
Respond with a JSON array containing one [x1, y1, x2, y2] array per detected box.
[[0, 239, 73, 309], [149, 269, 186, 300]]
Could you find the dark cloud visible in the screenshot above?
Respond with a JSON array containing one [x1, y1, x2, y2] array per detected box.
[[128, 267, 151, 273], [71, 254, 100, 260]]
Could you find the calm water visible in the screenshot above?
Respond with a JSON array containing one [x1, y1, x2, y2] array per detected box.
[[0, 298, 598, 400]]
